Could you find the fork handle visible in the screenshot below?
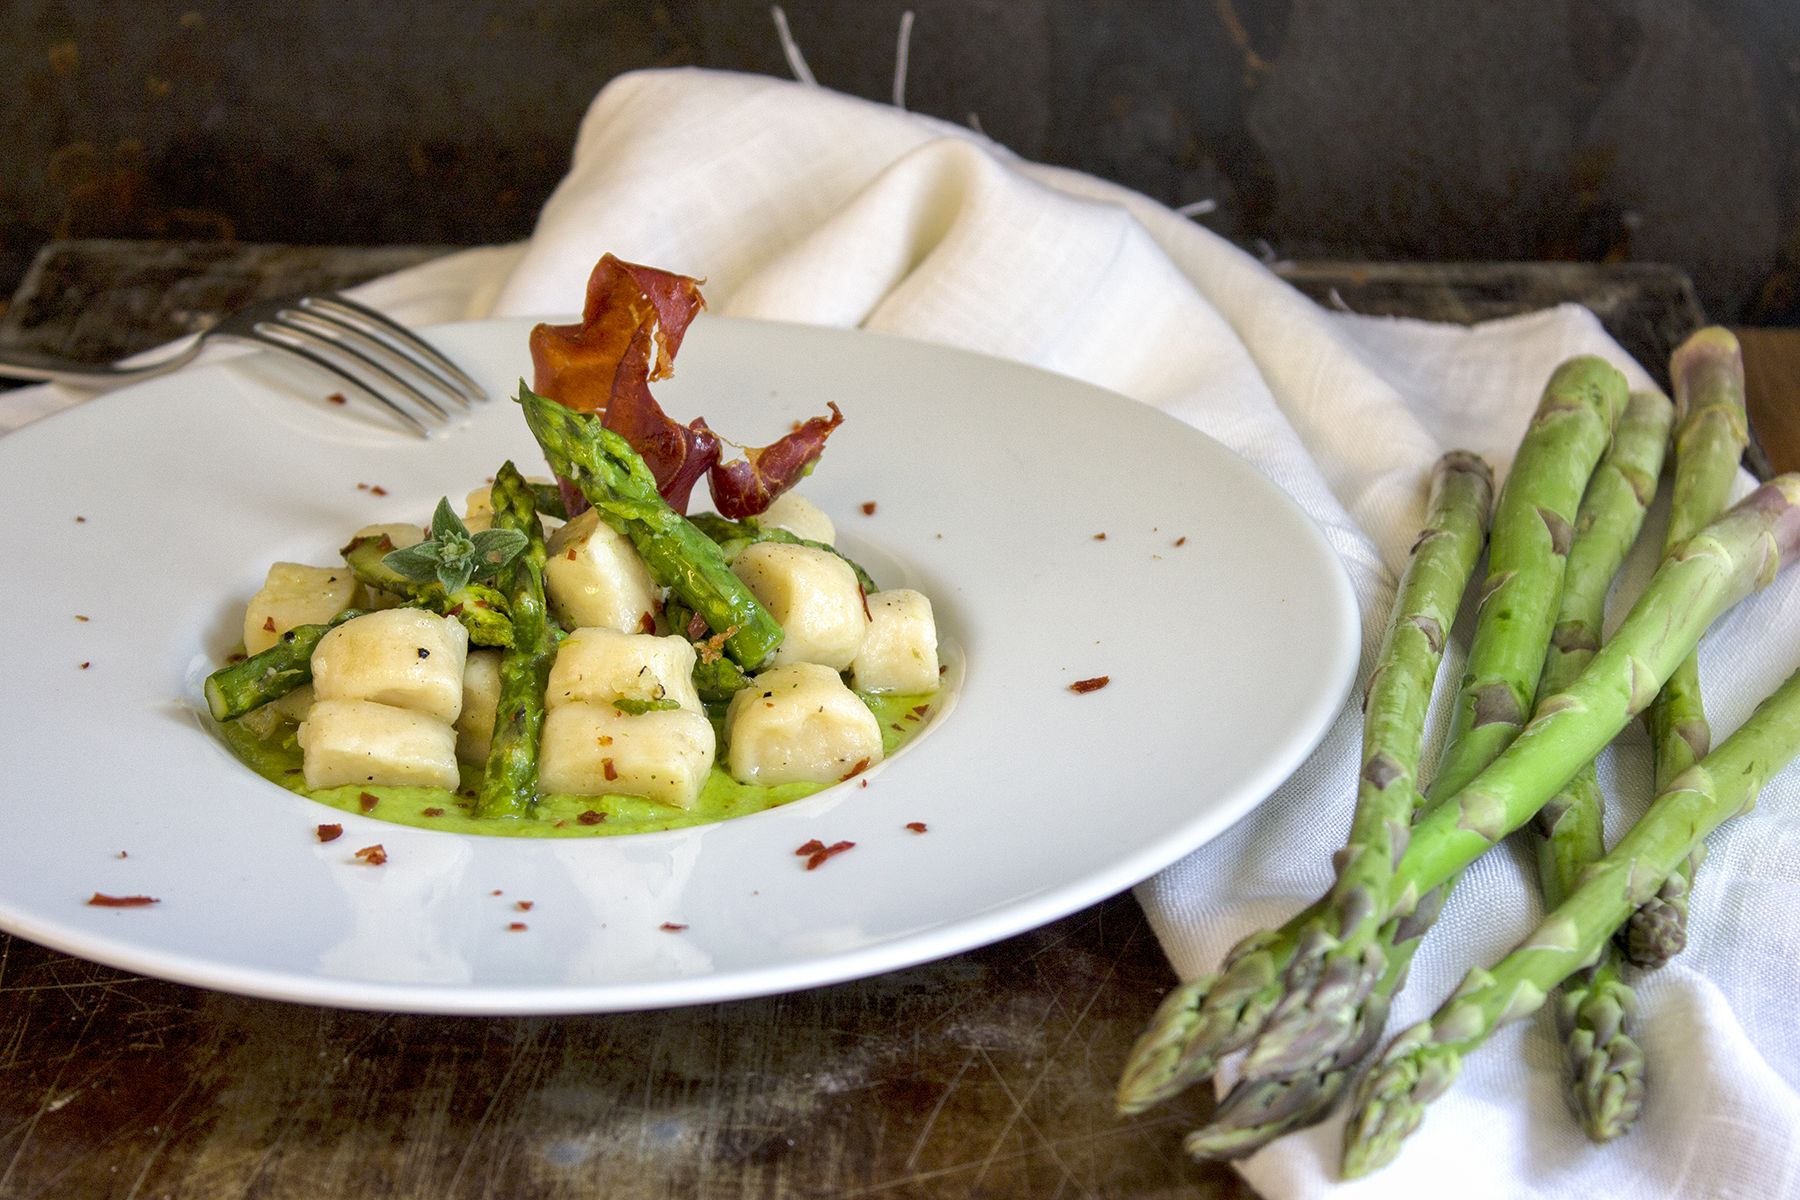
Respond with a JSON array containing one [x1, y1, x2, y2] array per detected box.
[[0, 342, 199, 390]]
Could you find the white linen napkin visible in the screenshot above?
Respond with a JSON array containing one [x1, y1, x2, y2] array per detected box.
[[9, 67, 1797, 1199]]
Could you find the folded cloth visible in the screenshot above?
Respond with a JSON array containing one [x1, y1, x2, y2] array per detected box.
[[10, 67, 1798, 1199]]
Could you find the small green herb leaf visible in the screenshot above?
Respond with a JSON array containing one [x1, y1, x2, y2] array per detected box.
[[470, 527, 529, 570], [382, 543, 448, 585], [381, 497, 531, 597]]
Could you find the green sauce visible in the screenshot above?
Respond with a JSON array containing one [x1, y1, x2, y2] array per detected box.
[[217, 690, 938, 838]]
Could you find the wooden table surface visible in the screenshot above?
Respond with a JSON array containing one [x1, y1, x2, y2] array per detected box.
[[0, 241, 1787, 1200]]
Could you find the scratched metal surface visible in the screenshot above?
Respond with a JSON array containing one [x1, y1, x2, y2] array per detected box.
[[0, 241, 1711, 1200]]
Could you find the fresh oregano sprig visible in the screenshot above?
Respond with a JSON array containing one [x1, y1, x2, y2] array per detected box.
[[382, 497, 528, 595]]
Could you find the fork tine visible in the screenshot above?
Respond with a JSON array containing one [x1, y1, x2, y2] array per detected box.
[[271, 309, 453, 419], [235, 327, 433, 438], [301, 294, 488, 403]]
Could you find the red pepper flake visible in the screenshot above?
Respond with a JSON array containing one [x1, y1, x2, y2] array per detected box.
[[116, 850, 128, 858], [87, 893, 158, 907], [316, 823, 344, 843], [74, 614, 90, 622], [890, 722, 904, 732], [227, 652, 246, 663], [262, 616, 277, 633], [473, 599, 492, 609], [566, 547, 578, 560], [800, 840, 855, 870], [1174, 535, 1187, 547], [839, 757, 870, 781], [659, 921, 688, 932], [909, 703, 931, 719], [354, 844, 388, 865], [683, 611, 709, 641], [326, 392, 347, 405], [356, 482, 369, 491], [79, 661, 90, 670], [859, 779, 869, 788], [906, 821, 928, 833], [445, 603, 463, 617], [507, 922, 528, 931], [515, 900, 534, 912], [74, 515, 87, 523], [358, 792, 379, 812], [577, 810, 606, 825], [795, 838, 855, 869], [860, 501, 878, 516], [376, 533, 396, 552], [491, 889, 504, 896], [370, 485, 388, 497], [421, 807, 445, 818], [1093, 532, 1107, 540], [1069, 675, 1111, 694], [602, 758, 618, 782], [638, 611, 657, 634]]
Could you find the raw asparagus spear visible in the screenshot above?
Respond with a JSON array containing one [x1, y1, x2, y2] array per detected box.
[[1625, 328, 1751, 968], [1173, 473, 1800, 1154], [515, 384, 785, 669], [1430, 356, 1629, 802], [339, 532, 515, 648], [1254, 454, 1497, 1061], [1119, 451, 1493, 1117], [1236, 358, 1624, 1088], [1342, 661, 1800, 1178], [202, 609, 364, 721], [1394, 475, 1800, 917], [475, 462, 555, 820], [1530, 388, 1672, 1141], [1117, 909, 1323, 1114]]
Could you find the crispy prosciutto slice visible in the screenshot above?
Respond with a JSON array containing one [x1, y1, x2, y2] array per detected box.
[[529, 254, 703, 410], [708, 403, 845, 519], [529, 253, 844, 518], [529, 255, 717, 512]]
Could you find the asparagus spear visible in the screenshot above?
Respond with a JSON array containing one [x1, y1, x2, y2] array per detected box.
[[1429, 356, 1629, 801], [1342, 660, 1800, 1178], [1236, 358, 1625, 1088], [475, 462, 555, 820], [1196, 400, 1660, 1152], [662, 597, 754, 703], [687, 511, 881, 594], [1624, 328, 1751, 968], [1529, 388, 1672, 1140], [202, 609, 364, 721], [515, 384, 785, 669], [339, 532, 515, 648], [1119, 451, 1492, 1118], [529, 480, 570, 520], [1117, 911, 1324, 1114], [1175, 473, 1800, 1155]]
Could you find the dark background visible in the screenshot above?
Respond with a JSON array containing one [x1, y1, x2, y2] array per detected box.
[[5, 0, 1798, 324]]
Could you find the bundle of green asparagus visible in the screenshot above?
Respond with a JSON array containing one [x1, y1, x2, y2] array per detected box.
[[1116, 328, 1800, 1178]]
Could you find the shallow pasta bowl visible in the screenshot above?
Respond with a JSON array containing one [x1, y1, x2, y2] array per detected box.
[[0, 316, 1358, 1014]]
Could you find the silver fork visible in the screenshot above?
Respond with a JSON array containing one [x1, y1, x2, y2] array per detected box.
[[0, 292, 486, 436]]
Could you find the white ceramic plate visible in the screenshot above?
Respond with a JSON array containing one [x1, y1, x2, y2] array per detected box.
[[0, 317, 1357, 1013]]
